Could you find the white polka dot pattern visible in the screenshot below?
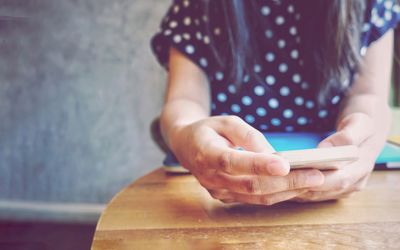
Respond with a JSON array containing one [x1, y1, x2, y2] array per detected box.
[[261, 6, 271, 16], [256, 107, 267, 117], [268, 98, 279, 109], [283, 109, 293, 118], [242, 96, 252, 106], [231, 104, 241, 113], [265, 52, 275, 62], [265, 75, 276, 85], [217, 93, 227, 102], [280, 86, 290, 96], [151, 0, 400, 132], [245, 114, 255, 123], [254, 85, 265, 96]]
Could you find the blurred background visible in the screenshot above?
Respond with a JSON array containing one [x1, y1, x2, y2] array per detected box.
[[0, 0, 170, 249], [0, 0, 399, 249]]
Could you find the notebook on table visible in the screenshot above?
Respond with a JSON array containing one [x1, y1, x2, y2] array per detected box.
[[163, 132, 400, 173]]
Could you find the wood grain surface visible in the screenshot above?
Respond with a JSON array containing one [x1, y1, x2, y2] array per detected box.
[[92, 169, 400, 249]]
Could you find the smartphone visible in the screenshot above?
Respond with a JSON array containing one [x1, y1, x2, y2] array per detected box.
[[275, 145, 359, 170], [163, 145, 359, 173]]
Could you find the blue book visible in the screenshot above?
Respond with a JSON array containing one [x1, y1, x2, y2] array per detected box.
[[163, 132, 400, 172]]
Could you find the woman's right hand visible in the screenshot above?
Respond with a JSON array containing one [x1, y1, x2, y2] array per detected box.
[[169, 115, 325, 205]]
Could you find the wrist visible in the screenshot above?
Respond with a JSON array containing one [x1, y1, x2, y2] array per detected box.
[[160, 110, 191, 152], [167, 122, 188, 152]]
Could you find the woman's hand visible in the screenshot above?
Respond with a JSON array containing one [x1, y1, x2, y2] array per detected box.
[[293, 30, 394, 202], [293, 113, 378, 202], [169, 115, 325, 205]]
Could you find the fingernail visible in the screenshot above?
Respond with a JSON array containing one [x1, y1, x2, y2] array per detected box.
[[268, 158, 290, 176], [307, 171, 324, 186]]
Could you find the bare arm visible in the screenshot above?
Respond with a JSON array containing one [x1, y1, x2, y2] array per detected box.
[[322, 30, 394, 160], [161, 47, 325, 205], [295, 30, 394, 202], [160, 47, 210, 149], [337, 30, 393, 160]]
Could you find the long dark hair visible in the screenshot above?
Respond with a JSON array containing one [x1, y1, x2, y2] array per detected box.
[[205, 0, 367, 106]]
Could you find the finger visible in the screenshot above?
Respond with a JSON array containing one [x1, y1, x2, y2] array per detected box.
[[318, 113, 374, 148], [354, 174, 370, 191], [310, 175, 369, 196], [293, 190, 332, 202], [230, 189, 309, 205], [214, 116, 275, 153], [208, 190, 237, 204], [295, 189, 356, 202], [308, 170, 354, 192], [206, 146, 290, 176], [318, 131, 354, 148], [220, 199, 238, 204], [211, 169, 324, 195], [308, 161, 368, 192], [208, 189, 233, 200]]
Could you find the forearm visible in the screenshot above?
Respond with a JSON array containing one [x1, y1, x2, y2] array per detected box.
[[339, 92, 389, 120], [336, 29, 394, 161], [161, 47, 211, 150]]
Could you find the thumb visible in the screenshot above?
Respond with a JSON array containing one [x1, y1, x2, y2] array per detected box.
[[215, 116, 276, 153], [213, 115, 289, 176], [318, 113, 374, 148]]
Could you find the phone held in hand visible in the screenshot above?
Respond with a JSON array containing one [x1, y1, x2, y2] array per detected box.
[[162, 132, 399, 173], [275, 145, 359, 170]]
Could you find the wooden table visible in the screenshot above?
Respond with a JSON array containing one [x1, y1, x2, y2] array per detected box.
[[92, 168, 400, 249]]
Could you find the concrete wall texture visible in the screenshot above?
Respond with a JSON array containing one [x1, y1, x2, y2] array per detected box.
[[0, 0, 170, 203]]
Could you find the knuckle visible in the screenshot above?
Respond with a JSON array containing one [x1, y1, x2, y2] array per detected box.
[[243, 178, 258, 194], [208, 190, 219, 199], [288, 173, 305, 189], [228, 115, 242, 123], [308, 192, 321, 201], [243, 130, 259, 145], [339, 131, 355, 145], [298, 191, 319, 202], [220, 199, 235, 204], [196, 176, 212, 190], [193, 152, 206, 170], [336, 178, 352, 191], [260, 195, 275, 206], [250, 159, 263, 175], [208, 189, 227, 200], [218, 151, 233, 173], [222, 115, 242, 126]]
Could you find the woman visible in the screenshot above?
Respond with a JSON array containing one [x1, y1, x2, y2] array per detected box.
[[150, 0, 400, 204]]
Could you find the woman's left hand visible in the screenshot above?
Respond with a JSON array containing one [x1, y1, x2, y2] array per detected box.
[[293, 113, 378, 202]]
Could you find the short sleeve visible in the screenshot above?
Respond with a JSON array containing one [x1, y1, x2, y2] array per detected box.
[[150, 0, 220, 79], [361, 0, 400, 49]]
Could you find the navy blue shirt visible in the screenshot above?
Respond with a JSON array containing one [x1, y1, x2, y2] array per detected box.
[[151, 0, 400, 132]]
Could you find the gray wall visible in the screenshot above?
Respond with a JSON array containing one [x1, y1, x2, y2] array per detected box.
[[0, 0, 169, 205]]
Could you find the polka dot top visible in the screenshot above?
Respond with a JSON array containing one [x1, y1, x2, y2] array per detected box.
[[151, 0, 400, 133]]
